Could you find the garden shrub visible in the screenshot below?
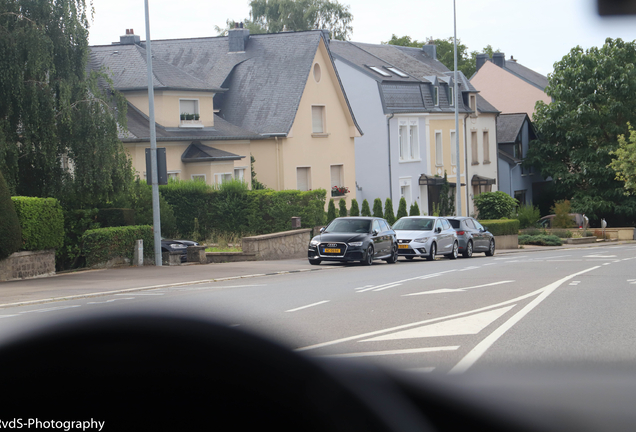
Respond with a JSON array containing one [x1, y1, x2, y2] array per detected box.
[[384, 198, 395, 224], [57, 208, 100, 270], [246, 189, 327, 234], [12, 197, 64, 252], [516, 204, 541, 229], [326, 199, 337, 224], [338, 198, 347, 217], [409, 201, 420, 216], [349, 199, 360, 216], [518, 234, 563, 246], [0, 171, 21, 260], [361, 199, 371, 216], [97, 208, 135, 227], [478, 219, 520, 236], [159, 179, 215, 238], [551, 200, 576, 228], [474, 191, 518, 220], [551, 229, 573, 238], [82, 225, 154, 267], [372, 198, 383, 217], [396, 197, 408, 220]]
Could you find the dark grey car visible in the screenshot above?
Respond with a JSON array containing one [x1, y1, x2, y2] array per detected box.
[[446, 217, 495, 258]]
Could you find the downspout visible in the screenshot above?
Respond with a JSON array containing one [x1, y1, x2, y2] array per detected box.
[[386, 113, 394, 201], [275, 136, 281, 190], [463, 113, 470, 217]]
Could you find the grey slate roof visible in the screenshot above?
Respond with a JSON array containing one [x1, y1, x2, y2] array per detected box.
[[181, 142, 244, 163], [476, 94, 500, 114], [497, 113, 528, 144], [121, 102, 265, 142], [504, 60, 549, 91]]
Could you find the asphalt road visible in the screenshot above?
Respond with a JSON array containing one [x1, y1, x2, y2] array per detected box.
[[0, 244, 635, 375]]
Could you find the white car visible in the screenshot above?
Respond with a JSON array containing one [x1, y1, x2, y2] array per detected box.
[[392, 216, 458, 261]]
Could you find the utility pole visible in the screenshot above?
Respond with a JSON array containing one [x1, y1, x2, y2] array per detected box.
[[453, 0, 462, 216]]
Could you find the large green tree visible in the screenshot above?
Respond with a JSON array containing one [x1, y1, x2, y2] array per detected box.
[[526, 38, 636, 225], [218, 0, 353, 40], [609, 122, 636, 194], [0, 0, 133, 208]]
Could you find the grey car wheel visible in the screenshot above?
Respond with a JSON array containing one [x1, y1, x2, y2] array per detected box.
[[462, 240, 473, 258], [384, 243, 398, 264], [448, 241, 458, 260], [426, 242, 436, 261], [362, 245, 374, 266], [485, 239, 496, 256]]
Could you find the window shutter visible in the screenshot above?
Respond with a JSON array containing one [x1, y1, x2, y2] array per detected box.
[[312, 106, 324, 133]]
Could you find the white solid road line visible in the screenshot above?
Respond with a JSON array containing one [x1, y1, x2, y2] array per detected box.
[[19, 305, 81, 314], [285, 300, 330, 313], [449, 265, 601, 375], [404, 280, 515, 296], [87, 298, 134, 304], [320, 346, 459, 358], [404, 367, 436, 373]]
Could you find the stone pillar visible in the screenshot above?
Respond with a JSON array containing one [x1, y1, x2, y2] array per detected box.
[[187, 246, 207, 264], [134, 240, 144, 266]]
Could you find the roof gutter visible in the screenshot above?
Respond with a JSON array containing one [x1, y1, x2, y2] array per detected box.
[[260, 133, 288, 138]]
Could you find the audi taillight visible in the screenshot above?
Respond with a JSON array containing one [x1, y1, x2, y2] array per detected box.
[[457, 231, 465, 235]]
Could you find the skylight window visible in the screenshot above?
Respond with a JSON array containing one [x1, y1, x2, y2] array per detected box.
[[368, 66, 391, 77], [387, 67, 408, 78]]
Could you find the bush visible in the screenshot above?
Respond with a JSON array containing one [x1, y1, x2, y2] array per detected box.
[[396, 197, 408, 220], [57, 209, 101, 270], [97, 208, 135, 227], [384, 198, 395, 224], [372, 198, 383, 218], [0, 171, 21, 260], [409, 201, 420, 216], [551, 229, 573, 238], [128, 181, 178, 237], [327, 199, 337, 224], [516, 204, 541, 229], [551, 200, 576, 228], [82, 225, 154, 267], [12, 197, 64, 251], [474, 191, 518, 220], [349, 199, 360, 216], [159, 179, 215, 238], [246, 189, 326, 235], [338, 199, 347, 217], [518, 234, 563, 246], [478, 219, 520, 236], [361, 199, 371, 216]]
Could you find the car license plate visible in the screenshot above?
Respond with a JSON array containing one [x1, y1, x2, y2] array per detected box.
[[398, 244, 409, 249], [323, 248, 341, 254]]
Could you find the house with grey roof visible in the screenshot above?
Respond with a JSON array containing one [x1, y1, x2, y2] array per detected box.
[[90, 27, 362, 205], [330, 41, 499, 216]]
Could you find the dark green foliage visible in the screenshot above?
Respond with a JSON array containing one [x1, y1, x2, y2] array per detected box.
[[0, 0, 134, 208], [384, 198, 395, 225], [515, 204, 541, 229], [327, 199, 337, 224], [527, 38, 636, 225], [372, 198, 383, 218], [56, 208, 100, 270], [474, 191, 518, 220], [159, 179, 215, 238], [409, 201, 420, 216], [250, 155, 267, 190], [97, 208, 135, 228], [246, 189, 327, 235], [12, 197, 64, 251], [338, 199, 347, 217], [361, 199, 371, 216], [82, 225, 154, 267], [120, 180, 178, 238], [478, 219, 520, 236], [438, 171, 455, 216], [518, 234, 563, 246], [0, 171, 21, 259], [551, 229, 573, 239], [211, 180, 251, 236], [396, 197, 408, 220], [349, 199, 360, 216]]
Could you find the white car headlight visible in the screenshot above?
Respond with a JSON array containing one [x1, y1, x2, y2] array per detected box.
[[171, 244, 187, 249], [348, 242, 363, 247], [310, 239, 320, 246], [413, 237, 429, 243]]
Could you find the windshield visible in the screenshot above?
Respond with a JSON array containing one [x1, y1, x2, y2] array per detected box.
[[448, 219, 460, 229], [324, 219, 370, 233], [392, 218, 435, 231]]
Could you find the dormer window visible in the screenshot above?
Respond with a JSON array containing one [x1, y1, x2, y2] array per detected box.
[[449, 86, 454, 106], [434, 86, 439, 106], [387, 67, 408, 78], [179, 99, 203, 128], [367, 66, 391, 77]]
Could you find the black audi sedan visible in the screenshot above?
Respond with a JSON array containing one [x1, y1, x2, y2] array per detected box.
[[307, 217, 398, 266]]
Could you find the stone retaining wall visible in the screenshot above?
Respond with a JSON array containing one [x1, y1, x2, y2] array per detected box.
[[0, 250, 56, 282], [242, 229, 311, 260], [495, 235, 518, 250]]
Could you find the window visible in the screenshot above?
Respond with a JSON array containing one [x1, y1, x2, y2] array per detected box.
[[469, 95, 476, 112], [515, 190, 527, 205], [296, 167, 311, 191], [483, 131, 490, 163], [234, 168, 245, 182], [434, 86, 439, 106], [471, 131, 479, 165], [442, 219, 451, 230], [399, 178, 412, 208], [330, 165, 343, 188], [372, 220, 381, 233], [387, 67, 408, 77], [191, 174, 206, 182], [450, 131, 456, 166], [368, 66, 391, 77], [168, 172, 180, 181], [312, 106, 325, 133], [449, 86, 454, 106], [435, 132, 443, 166], [398, 118, 419, 161], [313, 63, 321, 82], [214, 173, 232, 184], [180, 99, 199, 119]]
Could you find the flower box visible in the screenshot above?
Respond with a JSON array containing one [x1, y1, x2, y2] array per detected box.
[[331, 186, 349, 197]]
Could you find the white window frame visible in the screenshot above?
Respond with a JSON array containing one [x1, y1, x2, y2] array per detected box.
[[449, 86, 454, 106], [234, 167, 246, 181], [435, 131, 443, 166], [434, 86, 439, 106], [399, 177, 412, 209], [296, 166, 311, 191], [330, 164, 344, 188], [483, 131, 490, 163], [311, 105, 326, 134], [387, 67, 408, 77], [368, 66, 391, 77], [191, 174, 206, 182], [214, 172, 232, 185], [179, 99, 200, 117], [398, 118, 420, 162], [450, 130, 457, 166]]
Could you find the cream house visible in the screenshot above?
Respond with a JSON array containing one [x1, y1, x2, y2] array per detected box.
[[90, 27, 361, 206]]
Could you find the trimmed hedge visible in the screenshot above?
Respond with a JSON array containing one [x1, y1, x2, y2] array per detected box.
[[519, 234, 563, 246], [0, 171, 21, 259], [12, 197, 64, 251], [82, 225, 154, 267], [478, 219, 520, 236]]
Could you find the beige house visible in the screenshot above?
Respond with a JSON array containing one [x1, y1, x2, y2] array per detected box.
[[470, 53, 551, 120], [90, 28, 361, 206]]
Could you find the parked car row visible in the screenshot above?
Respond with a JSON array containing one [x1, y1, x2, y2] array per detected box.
[[307, 216, 495, 265]]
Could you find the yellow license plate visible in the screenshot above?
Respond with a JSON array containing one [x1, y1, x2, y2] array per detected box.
[[398, 244, 410, 249], [323, 248, 341, 253]]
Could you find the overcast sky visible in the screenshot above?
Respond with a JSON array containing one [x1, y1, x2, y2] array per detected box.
[[88, 0, 636, 77]]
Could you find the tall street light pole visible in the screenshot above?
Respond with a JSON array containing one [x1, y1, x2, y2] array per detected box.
[[145, 0, 162, 266], [453, 0, 462, 216]]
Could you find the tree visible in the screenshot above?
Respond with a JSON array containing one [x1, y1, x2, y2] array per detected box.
[[526, 38, 636, 225], [250, 155, 267, 190], [327, 199, 337, 223], [361, 199, 371, 216], [610, 122, 636, 194], [227, 0, 354, 40], [338, 198, 347, 217], [396, 197, 408, 220], [349, 198, 359, 216], [0, 0, 133, 209], [438, 172, 455, 216], [409, 201, 420, 216], [383, 198, 395, 225], [473, 191, 518, 220], [0, 171, 22, 259], [372, 198, 383, 218]]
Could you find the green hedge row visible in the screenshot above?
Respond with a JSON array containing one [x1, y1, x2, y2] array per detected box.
[[479, 219, 520, 236], [82, 225, 154, 267], [519, 234, 563, 246], [12, 197, 64, 251]]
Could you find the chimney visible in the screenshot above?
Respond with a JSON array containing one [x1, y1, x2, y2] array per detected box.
[[509, 55, 517, 63], [421, 41, 437, 60], [476, 53, 489, 71], [228, 22, 250, 52], [492, 52, 505, 68], [119, 28, 140, 45]]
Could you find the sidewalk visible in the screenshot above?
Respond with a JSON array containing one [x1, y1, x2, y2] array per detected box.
[[0, 240, 633, 308]]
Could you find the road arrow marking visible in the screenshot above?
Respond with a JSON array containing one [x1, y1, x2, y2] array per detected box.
[[403, 280, 515, 296], [320, 346, 458, 358]]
